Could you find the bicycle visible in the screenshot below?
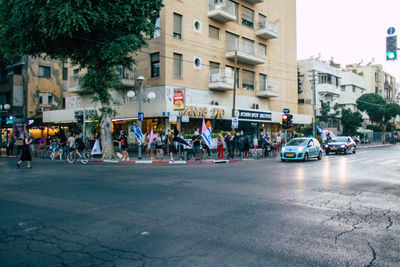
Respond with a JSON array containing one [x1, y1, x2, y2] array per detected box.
[[66, 149, 90, 164]]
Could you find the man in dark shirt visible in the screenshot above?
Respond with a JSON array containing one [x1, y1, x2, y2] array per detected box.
[[191, 131, 202, 161], [75, 134, 85, 158]]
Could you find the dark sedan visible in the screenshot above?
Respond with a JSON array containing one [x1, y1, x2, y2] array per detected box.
[[324, 136, 356, 155]]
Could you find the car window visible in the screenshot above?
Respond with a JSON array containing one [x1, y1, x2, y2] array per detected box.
[[332, 137, 347, 142], [308, 140, 314, 147], [286, 139, 308, 146]]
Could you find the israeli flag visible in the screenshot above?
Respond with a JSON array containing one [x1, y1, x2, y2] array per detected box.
[[131, 123, 143, 144], [201, 119, 212, 148]]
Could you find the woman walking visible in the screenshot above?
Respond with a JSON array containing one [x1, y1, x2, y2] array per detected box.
[[17, 134, 33, 168]]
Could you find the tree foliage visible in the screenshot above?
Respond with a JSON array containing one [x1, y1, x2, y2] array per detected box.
[[341, 108, 363, 136], [0, 0, 163, 158], [356, 93, 400, 143]]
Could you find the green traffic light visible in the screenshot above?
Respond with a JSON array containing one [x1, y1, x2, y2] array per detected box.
[[387, 51, 396, 60]]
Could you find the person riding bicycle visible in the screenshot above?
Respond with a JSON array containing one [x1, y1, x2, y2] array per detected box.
[[75, 134, 85, 158]]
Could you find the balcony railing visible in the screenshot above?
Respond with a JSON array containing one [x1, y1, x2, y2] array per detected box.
[[69, 74, 83, 92], [226, 39, 266, 65], [256, 80, 279, 98], [255, 20, 278, 40], [208, 69, 234, 91], [208, 0, 236, 23]]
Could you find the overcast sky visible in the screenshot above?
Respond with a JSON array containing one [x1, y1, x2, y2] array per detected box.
[[297, 0, 400, 82]]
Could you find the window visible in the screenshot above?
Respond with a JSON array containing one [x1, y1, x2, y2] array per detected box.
[[39, 95, 43, 104], [173, 13, 182, 39], [173, 53, 182, 78], [243, 38, 255, 55], [259, 74, 267, 90], [62, 67, 68, 80], [13, 66, 22, 75], [298, 99, 305, 104], [194, 20, 201, 33], [375, 86, 378, 94], [48, 95, 53, 105], [258, 14, 266, 29], [209, 62, 220, 81], [194, 57, 201, 69], [38, 65, 51, 78], [341, 86, 345, 92], [150, 53, 160, 78], [226, 32, 239, 51], [352, 86, 356, 93], [154, 17, 160, 38], [209, 25, 219, 40], [242, 69, 254, 90], [258, 43, 267, 57], [242, 6, 254, 29]]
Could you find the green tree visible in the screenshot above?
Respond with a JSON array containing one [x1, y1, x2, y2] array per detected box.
[[0, 0, 163, 158], [341, 108, 363, 136], [356, 93, 400, 143]]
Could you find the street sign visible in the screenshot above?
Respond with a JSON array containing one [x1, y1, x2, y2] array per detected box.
[[231, 117, 239, 129], [138, 112, 144, 122], [169, 115, 178, 122], [182, 115, 189, 123], [283, 108, 290, 114], [387, 27, 396, 35]]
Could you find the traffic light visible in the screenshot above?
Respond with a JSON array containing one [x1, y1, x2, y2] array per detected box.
[[386, 35, 397, 61], [287, 114, 293, 128], [282, 114, 288, 129]]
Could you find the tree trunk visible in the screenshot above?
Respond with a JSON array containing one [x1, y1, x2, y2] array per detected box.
[[100, 113, 116, 159], [381, 122, 387, 144]]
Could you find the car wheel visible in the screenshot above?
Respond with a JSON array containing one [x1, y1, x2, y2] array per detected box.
[[281, 158, 286, 162], [325, 150, 329, 155], [318, 151, 322, 160], [303, 153, 309, 161]]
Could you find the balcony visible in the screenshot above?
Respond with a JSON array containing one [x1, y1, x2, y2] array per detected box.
[[117, 68, 135, 87], [255, 20, 278, 40], [68, 74, 83, 93], [208, 0, 236, 23], [226, 39, 266, 65], [256, 80, 279, 98], [208, 69, 234, 91], [317, 84, 340, 97], [243, 0, 264, 4]]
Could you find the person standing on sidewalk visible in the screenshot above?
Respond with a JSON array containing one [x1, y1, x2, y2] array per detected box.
[[252, 135, 258, 156], [243, 136, 250, 159], [167, 130, 175, 161], [276, 131, 283, 153], [217, 133, 224, 159], [17, 133, 33, 169], [156, 135, 163, 159], [192, 131, 202, 161], [119, 130, 129, 161], [225, 133, 234, 159]]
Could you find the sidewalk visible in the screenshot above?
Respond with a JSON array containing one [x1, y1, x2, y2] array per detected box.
[[356, 143, 396, 149]]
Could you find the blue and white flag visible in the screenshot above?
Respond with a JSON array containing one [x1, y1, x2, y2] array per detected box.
[[201, 119, 212, 148], [131, 123, 144, 144]]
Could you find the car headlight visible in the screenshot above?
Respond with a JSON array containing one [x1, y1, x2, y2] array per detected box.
[[297, 147, 305, 152], [325, 145, 329, 148], [340, 145, 346, 148], [282, 147, 285, 152]]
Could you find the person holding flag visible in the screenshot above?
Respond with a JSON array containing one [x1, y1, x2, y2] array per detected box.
[[201, 119, 212, 159]]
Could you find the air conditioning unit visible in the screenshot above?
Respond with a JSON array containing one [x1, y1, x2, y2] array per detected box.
[[252, 103, 259, 110]]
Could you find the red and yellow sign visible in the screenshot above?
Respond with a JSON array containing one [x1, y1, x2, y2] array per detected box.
[[173, 89, 185, 111]]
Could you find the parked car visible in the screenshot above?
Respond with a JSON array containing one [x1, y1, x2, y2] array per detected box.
[[324, 136, 356, 155], [281, 137, 323, 161]]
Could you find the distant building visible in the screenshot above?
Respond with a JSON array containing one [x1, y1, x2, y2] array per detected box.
[[344, 64, 397, 103]]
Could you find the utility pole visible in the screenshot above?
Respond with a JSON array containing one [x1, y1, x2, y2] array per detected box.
[[231, 50, 238, 133], [312, 69, 317, 138]]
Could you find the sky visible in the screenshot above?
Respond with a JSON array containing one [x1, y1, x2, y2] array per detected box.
[[296, 0, 400, 82]]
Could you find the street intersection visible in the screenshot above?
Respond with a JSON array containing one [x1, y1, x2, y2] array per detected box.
[[0, 145, 399, 266]]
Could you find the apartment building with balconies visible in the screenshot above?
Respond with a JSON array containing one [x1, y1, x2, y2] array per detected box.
[[344, 64, 397, 103], [43, 0, 309, 139], [123, 0, 310, 136]]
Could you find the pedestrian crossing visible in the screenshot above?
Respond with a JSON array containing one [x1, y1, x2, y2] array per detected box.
[[322, 150, 400, 167]]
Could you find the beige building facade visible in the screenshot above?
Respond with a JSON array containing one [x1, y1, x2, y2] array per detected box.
[[44, 0, 310, 140]]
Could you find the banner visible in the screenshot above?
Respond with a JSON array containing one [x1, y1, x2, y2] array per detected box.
[[201, 118, 212, 148], [130, 123, 144, 144], [173, 88, 185, 110]]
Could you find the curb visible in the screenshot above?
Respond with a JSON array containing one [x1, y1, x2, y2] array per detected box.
[[89, 159, 243, 164], [357, 144, 395, 149]]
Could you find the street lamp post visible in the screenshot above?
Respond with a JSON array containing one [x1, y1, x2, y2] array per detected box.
[[127, 76, 156, 160], [0, 104, 11, 155], [137, 76, 144, 159]]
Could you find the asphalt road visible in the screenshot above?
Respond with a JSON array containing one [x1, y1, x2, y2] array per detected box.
[[0, 145, 400, 266]]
